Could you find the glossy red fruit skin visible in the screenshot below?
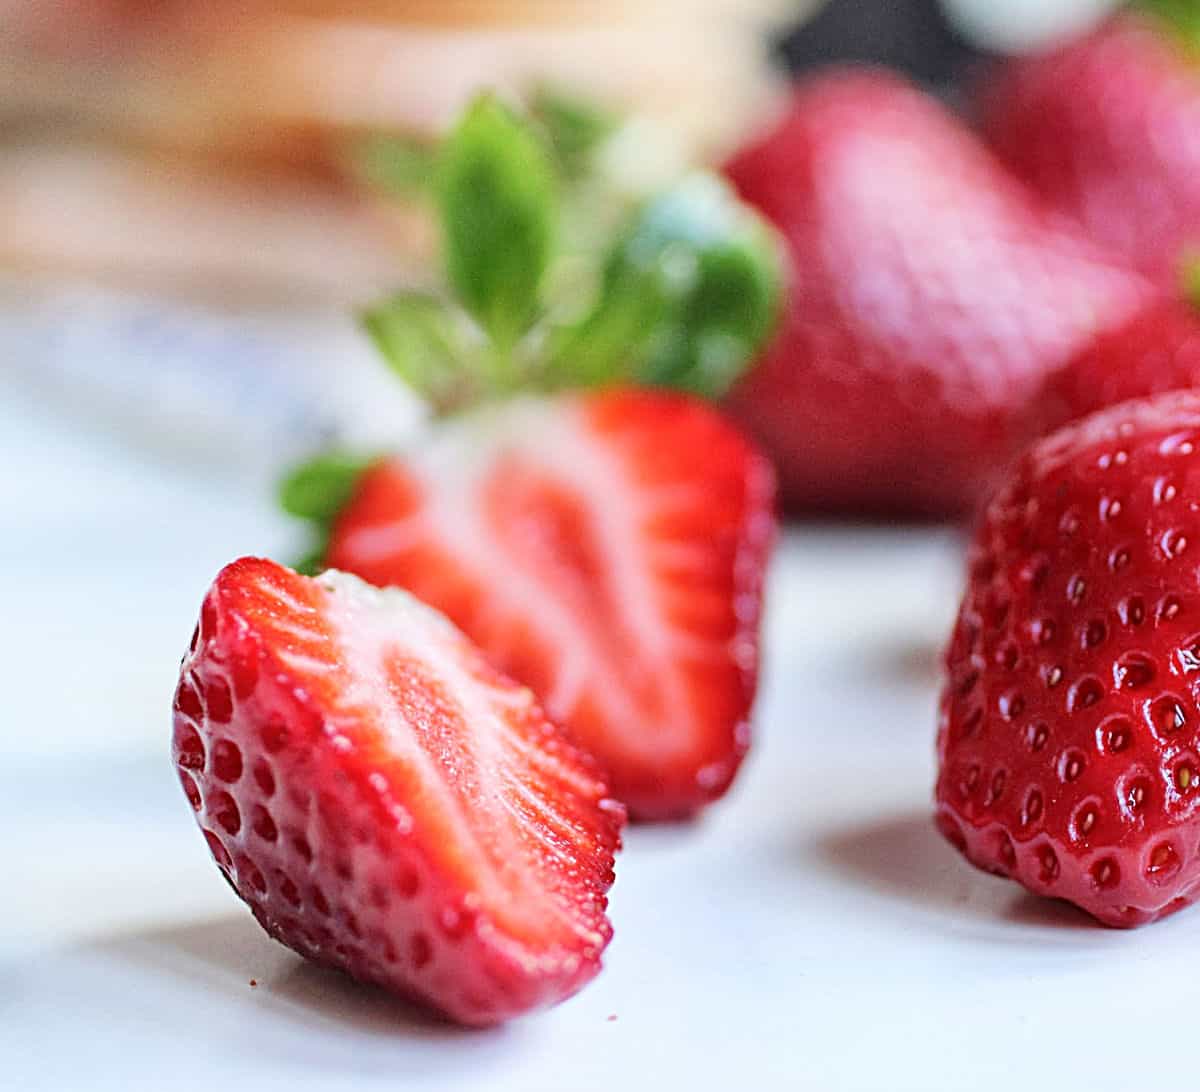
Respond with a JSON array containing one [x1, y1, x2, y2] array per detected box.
[[325, 390, 776, 822], [982, 14, 1200, 292], [173, 558, 624, 1026], [937, 392, 1200, 927], [724, 67, 1154, 518], [1037, 298, 1200, 437]]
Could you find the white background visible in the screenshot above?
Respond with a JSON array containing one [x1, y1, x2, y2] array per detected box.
[[1, 366, 1184, 1092]]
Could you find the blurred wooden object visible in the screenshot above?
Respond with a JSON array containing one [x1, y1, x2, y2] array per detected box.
[[2, 0, 798, 158], [0, 142, 421, 307], [0, 0, 803, 302]]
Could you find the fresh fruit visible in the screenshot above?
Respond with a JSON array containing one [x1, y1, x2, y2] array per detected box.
[[315, 389, 776, 821], [1037, 297, 1200, 434], [982, 6, 1200, 291], [723, 67, 1156, 518], [283, 97, 779, 821], [172, 557, 624, 1025], [936, 391, 1200, 926]]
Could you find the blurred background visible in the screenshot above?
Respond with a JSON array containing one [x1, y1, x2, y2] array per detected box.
[[0, 0, 1123, 764], [14, 10, 1200, 1089]]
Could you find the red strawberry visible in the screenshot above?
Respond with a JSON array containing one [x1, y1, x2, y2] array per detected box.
[[1038, 297, 1200, 433], [937, 391, 1200, 926], [723, 67, 1157, 518], [323, 389, 776, 821], [982, 11, 1200, 291], [173, 557, 624, 1026]]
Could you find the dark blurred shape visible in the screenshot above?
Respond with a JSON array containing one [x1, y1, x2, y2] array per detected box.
[[777, 0, 982, 87]]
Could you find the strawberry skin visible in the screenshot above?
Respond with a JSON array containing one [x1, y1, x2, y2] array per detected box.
[[324, 389, 776, 821], [723, 68, 1154, 518], [1038, 298, 1200, 435], [937, 392, 1200, 926], [173, 557, 624, 1026], [982, 13, 1200, 291]]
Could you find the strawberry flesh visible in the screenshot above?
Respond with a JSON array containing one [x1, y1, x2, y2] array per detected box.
[[173, 557, 624, 1025], [324, 390, 776, 820], [938, 392, 1200, 926]]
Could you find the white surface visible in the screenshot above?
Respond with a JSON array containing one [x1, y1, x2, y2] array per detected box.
[[1, 380, 1184, 1092]]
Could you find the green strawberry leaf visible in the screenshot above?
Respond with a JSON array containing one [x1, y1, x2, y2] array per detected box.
[[279, 451, 376, 525], [279, 452, 378, 574], [346, 98, 785, 416], [292, 545, 332, 578], [531, 87, 619, 181], [362, 292, 482, 412], [548, 173, 785, 398], [355, 133, 438, 198], [436, 94, 557, 353], [1138, 0, 1200, 49]]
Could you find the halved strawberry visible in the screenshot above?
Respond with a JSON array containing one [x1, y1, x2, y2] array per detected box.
[[323, 389, 777, 820], [172, 557, 624, 1027]]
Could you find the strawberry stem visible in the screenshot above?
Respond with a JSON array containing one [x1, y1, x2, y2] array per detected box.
[[352, 94, 784, 413]]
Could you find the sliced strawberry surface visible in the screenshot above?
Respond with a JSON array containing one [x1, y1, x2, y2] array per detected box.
[[173, 557, 623, 1026], [324, 389, 776, 820]]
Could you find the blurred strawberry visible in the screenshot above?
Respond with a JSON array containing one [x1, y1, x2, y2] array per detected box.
[[318, 390, 774, 821], [1039, 297, 1200, 434], [284, 97, 780, 821], [723, 67, 1159, 518], [982, 5, 1200, 291]]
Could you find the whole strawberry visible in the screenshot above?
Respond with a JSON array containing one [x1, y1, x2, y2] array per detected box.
[[174, 558, 624, 1026], [723, 67, 1156, 518], [982, 6, 1200, 291], [937, 391, 1200, 926]]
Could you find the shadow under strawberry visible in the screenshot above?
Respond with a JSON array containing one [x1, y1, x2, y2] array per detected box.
[[817, 810, 1106, 935], [78, 915, 510, 1044]]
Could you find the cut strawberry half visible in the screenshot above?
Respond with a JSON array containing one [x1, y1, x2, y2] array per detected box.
[[324, 389, 776, 820], [172, 557, 624, 1027]]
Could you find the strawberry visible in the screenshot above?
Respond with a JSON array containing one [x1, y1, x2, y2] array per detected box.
[[1038, 297, 1200, 434], [936, 391, 1200, 926], [723, 67, 1157, 518], [319, 389, 776, 821], [981, 7, 1200, 291], [283, 97, 780, 820], [172, 557, 624, 1026]]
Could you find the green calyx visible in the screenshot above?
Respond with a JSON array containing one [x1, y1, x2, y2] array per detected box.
[[1180, 251, 1200, 309], [356, 90, 786, 414], [550, 174, 784, 398], [436, 96, 557, 355], [1136, 0, 1200, 51], [279, 452, 379, 575], [285, 91, 786, 569]]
